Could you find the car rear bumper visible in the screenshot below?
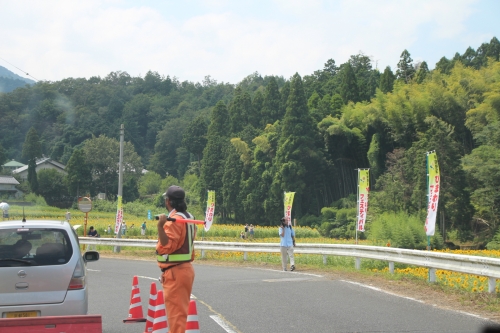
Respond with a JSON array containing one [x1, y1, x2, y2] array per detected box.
[[0, 288, 88, 318]]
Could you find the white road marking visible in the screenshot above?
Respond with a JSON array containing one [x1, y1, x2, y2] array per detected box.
[[263, 277, 316, 282], [87, 269, 100, 272], [245, 266, 323, 278], [136, 275, 160, 281], [210, 315, 239, 333], [341, 280, 490, 320], [340, 280, 424, 302]]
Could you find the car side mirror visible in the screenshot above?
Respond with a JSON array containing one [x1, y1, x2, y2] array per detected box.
[[83, 251, 99, 262]]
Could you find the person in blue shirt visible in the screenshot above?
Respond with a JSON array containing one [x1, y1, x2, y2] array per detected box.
[[279, 217, 296, 271]]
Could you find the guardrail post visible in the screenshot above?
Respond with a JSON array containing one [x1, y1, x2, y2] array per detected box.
[[201, 249, 205, 258], [323, 255, 327, 265], [355, 257, 361, 270], [489, 277, 496, 293], [389, 261, 394, 274], [244, 251, 247, 261], [429, 268, 436, 282]]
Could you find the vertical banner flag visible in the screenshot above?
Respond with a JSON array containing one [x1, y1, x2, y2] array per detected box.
[[284, 192, 295, 226], [205, 190, 215, 231], [114, 195, 123, 234], [357, 169, 370, 232], [425, 151, 440, 236]]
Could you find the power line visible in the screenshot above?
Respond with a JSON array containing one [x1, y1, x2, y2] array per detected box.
[[0, 56, 39, 82]]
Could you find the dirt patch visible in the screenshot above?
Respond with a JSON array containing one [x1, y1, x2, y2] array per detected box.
[[100, 254, 500, 323]]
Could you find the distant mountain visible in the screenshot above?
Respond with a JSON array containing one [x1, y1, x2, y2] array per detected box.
[[0, 65, 35, 93]]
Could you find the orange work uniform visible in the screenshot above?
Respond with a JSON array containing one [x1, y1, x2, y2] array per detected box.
[[156, 210, 196, 333]]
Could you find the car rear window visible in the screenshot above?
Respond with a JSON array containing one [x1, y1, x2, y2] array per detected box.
[[0, 228, 73, 267]]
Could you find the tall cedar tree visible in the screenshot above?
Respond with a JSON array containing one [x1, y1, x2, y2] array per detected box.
[[0, 143, 6, 167], [396, 50, 416, 83], [279, 81, 290, 117], [182, 115, 208, 172], [22, 127, 42, 193], [379, 66, 396, 93], [252, 90, 264, 127], [348, 54, 374, 101], [415, 61, 430, 84], [22, 127, 42, 161], [340, 63, 359, 104], [221, 143, 245, 222], [229, 86, 253, 134], [273, 73, 326, 218], [261, 76, 282, 127], [199, 101, 230, 211], [27, 158, 38, 193]]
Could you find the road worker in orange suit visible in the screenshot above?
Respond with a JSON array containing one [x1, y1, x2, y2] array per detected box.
[[156, 185, 196, 333]]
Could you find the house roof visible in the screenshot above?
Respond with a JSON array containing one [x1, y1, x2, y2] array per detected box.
[[12, 157, 66, 174], [0, 176, 20, 185], [2, 160, 25, 168]]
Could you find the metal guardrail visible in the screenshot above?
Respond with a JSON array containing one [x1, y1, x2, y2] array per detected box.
[[79, 237, 500, 293]]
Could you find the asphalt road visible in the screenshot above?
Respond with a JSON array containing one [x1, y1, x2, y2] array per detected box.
[[87, 257, 498, 333]]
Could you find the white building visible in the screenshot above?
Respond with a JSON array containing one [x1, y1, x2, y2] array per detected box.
[[12, 157, 66, 181]]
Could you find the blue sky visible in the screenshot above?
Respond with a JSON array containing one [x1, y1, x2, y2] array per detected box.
[[0, 0, 498, 84]]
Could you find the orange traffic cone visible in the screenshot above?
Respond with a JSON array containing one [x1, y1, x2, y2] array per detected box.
[[185, 300, 200, 332], [123, 275, 146, 323], [143, 282, 157, 333], [152, 289, 169, 333]]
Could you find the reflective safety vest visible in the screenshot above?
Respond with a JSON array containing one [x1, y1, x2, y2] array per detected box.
[[157, 211, 195, 263]]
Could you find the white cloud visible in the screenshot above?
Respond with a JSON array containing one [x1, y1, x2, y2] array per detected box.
[[0, 0, 489, 83]]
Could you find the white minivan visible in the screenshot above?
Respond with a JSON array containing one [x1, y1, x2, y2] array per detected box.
[[0, 220, 99, 318]]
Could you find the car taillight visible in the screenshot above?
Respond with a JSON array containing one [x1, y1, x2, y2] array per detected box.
[[68, 257, 86, 290]]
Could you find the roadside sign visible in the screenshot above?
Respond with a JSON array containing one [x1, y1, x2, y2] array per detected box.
[[148, 210, 152, 220]]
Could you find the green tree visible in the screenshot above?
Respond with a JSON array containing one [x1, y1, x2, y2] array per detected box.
[[272, 73, 326, 218], [37, 169, 68, 205], [0, 143, 6, 170], [83, 135, 143, 197], [148, 118, 190, 178], [261, 76, 282, 127], [65, 148, 92, 197], [121, 94, 152, 158], [228, 86, 253, 134], [27, 158, 38, 193], [199, 101, 230, 211], [339, 63, 359, 104], [379, 66, 396, 93], [182, 115, 208, 172], [22, 127, 43, 193], [396, 49, 416, 83], [22, 127, 43, 161], [221, 142, 245, 222], [348, 53, 377, 101], [138, 171, 162, 197], [415, 61, 430, 84]]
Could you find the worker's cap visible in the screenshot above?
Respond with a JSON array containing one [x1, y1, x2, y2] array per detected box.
[[163, 185, 185, 200]]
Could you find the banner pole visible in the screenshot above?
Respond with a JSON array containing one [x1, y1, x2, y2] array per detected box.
[[356, 169, 359, 245]]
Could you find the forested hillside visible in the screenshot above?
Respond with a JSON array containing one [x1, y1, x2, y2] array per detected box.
[[1, 37, 500, 245], [0, 65, 35, 93]]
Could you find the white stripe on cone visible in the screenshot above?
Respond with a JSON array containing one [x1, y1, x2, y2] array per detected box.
[[152, 290, 169, 333], [144, 282, 158, 333], [185, 300, 200, 333]]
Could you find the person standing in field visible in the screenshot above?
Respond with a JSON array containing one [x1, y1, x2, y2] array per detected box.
[[141, 221, 147, 236], [156, 185, 196, 333]]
